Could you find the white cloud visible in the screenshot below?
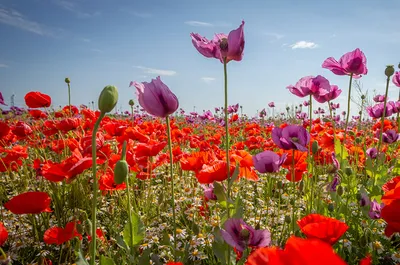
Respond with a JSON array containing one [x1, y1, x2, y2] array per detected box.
[[54, 0, 101, 18], [184, 21, 213, 27], [135, 66, 177, 76], [290, 41, 319, 49], [0, 7, 54, 36], [0, 64, 8, 68], [201, 77, 216, 83]]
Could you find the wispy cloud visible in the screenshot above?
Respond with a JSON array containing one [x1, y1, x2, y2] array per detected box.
[[0, 6, 55, 36], [55, 0, 101, 18], [290, 41, 319, 49], [201, 77, 216, 83], [81, 38, 91, 43], [135, 66, 177, 76], [184, 21, 213, 27], [120, 9, 152, 18], [265, 32, 284, 41], [91, 48, 103, 53], [0, 63, 8, 68]]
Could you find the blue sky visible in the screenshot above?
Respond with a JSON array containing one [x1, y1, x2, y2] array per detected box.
[[0, 0, 399, 116]]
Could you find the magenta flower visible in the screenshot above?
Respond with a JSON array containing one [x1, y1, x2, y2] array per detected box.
[[376, 129, 399, 144], [252, 151, 287, 173], [366, 148, 378, 159], [131, 76, 179, 118], [369, 200, 384, 219], [313, 85, 342, 103], [259, 108, 266, 118], [322, 48, 368, 78], [373, 95, 386, 103], [228, 103, 239, 114], [303, 100, 310, 107], [287, 75, 330, 98], [190, 21, 245, 64], [366, 103, 393, 119], [330, 102, 340, 110], [393, 71, 400, 87], [220, 218, 271, 252], [0, 92, 6, 106], [268, 102, 275, 108], [389, 101, 400, 113], [272, 125, 310, 152], [202, 184, 217, 201]]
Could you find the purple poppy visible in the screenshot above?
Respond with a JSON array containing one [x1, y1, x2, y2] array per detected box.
[[303, 100, 310, 107], [220, 218, 271, 252], [327, 174, 341, 192], [393, 71, 400, 87], [190, 21, 245, 64], [359, 192, 370, 207], [369, 199, 385, 219], [322, 48, 368, 78], [202, 184, 217, 201], [373, 95, 386, 103], [330, 102, 340, 110], [252, 151, 287, 173], [259, 108, 266, 118], [272, 125, 310, 152], [131, 76, 179, 118], [331, 152, 340, 170], [376, 129, 400, 144], [366, 103, 393, 119], [388, 101, 400, 113], [228, 104, 239, 114], [366, 148, 378, 159], [268, 102, 275, 108], [287, 75, 330, 98], [0, 92, 6, 106], [313, 85, 342, 104]]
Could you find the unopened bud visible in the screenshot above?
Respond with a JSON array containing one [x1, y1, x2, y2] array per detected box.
[[114, 160, 129, 184], [337, 185, 344, 196], [299, 180, 304, 192], [345, 167, 353, 176], [328, 203, 334, 212], [361, 94, 366, 100], [385, 65, 395, 77], [65, 77, 70, 84], [84, 219, 92, 237], [284, 215, 291, 224], [98, 85, 119, 113], [129, 99, 135, 106], [76, 223, 84, 234], [312, 141, 319, 154]]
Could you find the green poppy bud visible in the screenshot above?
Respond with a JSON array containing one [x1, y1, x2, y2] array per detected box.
[[345, 167, 353, 176], [385, 65, 395, 77], [398, 63, 400, 69], [337, 186, 344, 196], [65, 77, 70, 84], [328, 203, 334, 212], [114, 160, 129, 184], [98, 85, 118, 113], [129, 99, 135, 106], [299, 180, 304, 192], [361, 94, 366, 100], [84, 219, 92, 237], [312, 141, 319, 154], [355, 137, 362, 144], [76, 223, 84, 234], [284, 215, 291, 224]]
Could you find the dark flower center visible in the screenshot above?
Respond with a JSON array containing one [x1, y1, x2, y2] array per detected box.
[[219, 38, 229, 52]]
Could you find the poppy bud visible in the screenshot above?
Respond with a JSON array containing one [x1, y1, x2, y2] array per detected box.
[[285, 215, 291, 224], [114, 160, 129, 184], [299, 180, 304, 192], [398, 63, 400, 69], [361, 94, 366, 100], [277, 181, 283, 189], [98, 85, 118, 113], [76, 223, 84, 234], [84, 219, 92, 237], [239, 229, 250, 241], [385, 65, 395, 77], [355, 137, 362, 144], [356, 193, 362, 201], [65, 77, 70, 84], [328, 203, 334, 212], [312, 141, 319, 154], [359, 235, 367, 247], [129, 99, 135, 106], [345, 167, 353, 176], [337, 186, 344, 196]]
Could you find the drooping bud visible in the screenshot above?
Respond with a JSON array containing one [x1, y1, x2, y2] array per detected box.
[[312, 141, 319, 154], [114, 160, 129, 184], [65, 77, 70, 84], [98, 85, 118, 113], [337, 186, 344, 196], [328, 203, 334, 212], [84, 219, 92, 237], [129, 99, 135, 106], [385, 65, 395, 78]]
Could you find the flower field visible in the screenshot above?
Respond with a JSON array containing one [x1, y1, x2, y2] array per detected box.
[[0, 21, 400, 265]]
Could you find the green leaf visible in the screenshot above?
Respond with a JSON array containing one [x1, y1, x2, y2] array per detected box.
[[232, 197, 244, 219], [123, 212, 145, 248], [138, 248, 152, 265], [334, 140, 348, 161], [115, 235, 128, 250], [100, 256, 115, 265], [212, 241, 227, 265]]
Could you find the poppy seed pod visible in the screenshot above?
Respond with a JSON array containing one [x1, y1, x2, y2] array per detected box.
[[98, 85, 118, 113], [65, 78, 70, 84], [385, 65, 395, 78], [114, 160, 129, 184], [129, 99, 134, 106], [337, 186, 344, 196]]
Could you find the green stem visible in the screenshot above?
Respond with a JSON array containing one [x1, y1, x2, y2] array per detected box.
[[341, 74, 354, 162], [397, 89, 400, 130], [90, 111, 105, 265], [122, 141, 134, 259], [0, 248, 6, 260], [291, 149, 295, 234], [223, 57, 231, 265], [377, 76, 391, 160], [67, 83, 71, 114], [166, 116, 177, 261], [308, 95, 313, 212]]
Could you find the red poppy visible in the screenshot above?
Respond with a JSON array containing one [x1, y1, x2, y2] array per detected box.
[[0, 222, 8, 246], [359, 254, 372, 265], [381, 199, 400, 237], [382, 176, 400, 193], [29, 109, 48, 119], [297, 214, 348, 245], [4, 191, 52, 214], [381, 181, 400, 205], [134, 141, 167, 157], [56, 118, 80, 132], [11, 121, 33, 137], [246, 236, 347, 265], [43, 221, 82, 245], [166, 262, 184, 265], [24, 91, 51, 108], [0, 121, 10, 139], [87, 228, 106, 243], [196, 160, 235, 184]]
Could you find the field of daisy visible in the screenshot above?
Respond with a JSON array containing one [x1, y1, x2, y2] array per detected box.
[[0, 21, 400, 265]]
